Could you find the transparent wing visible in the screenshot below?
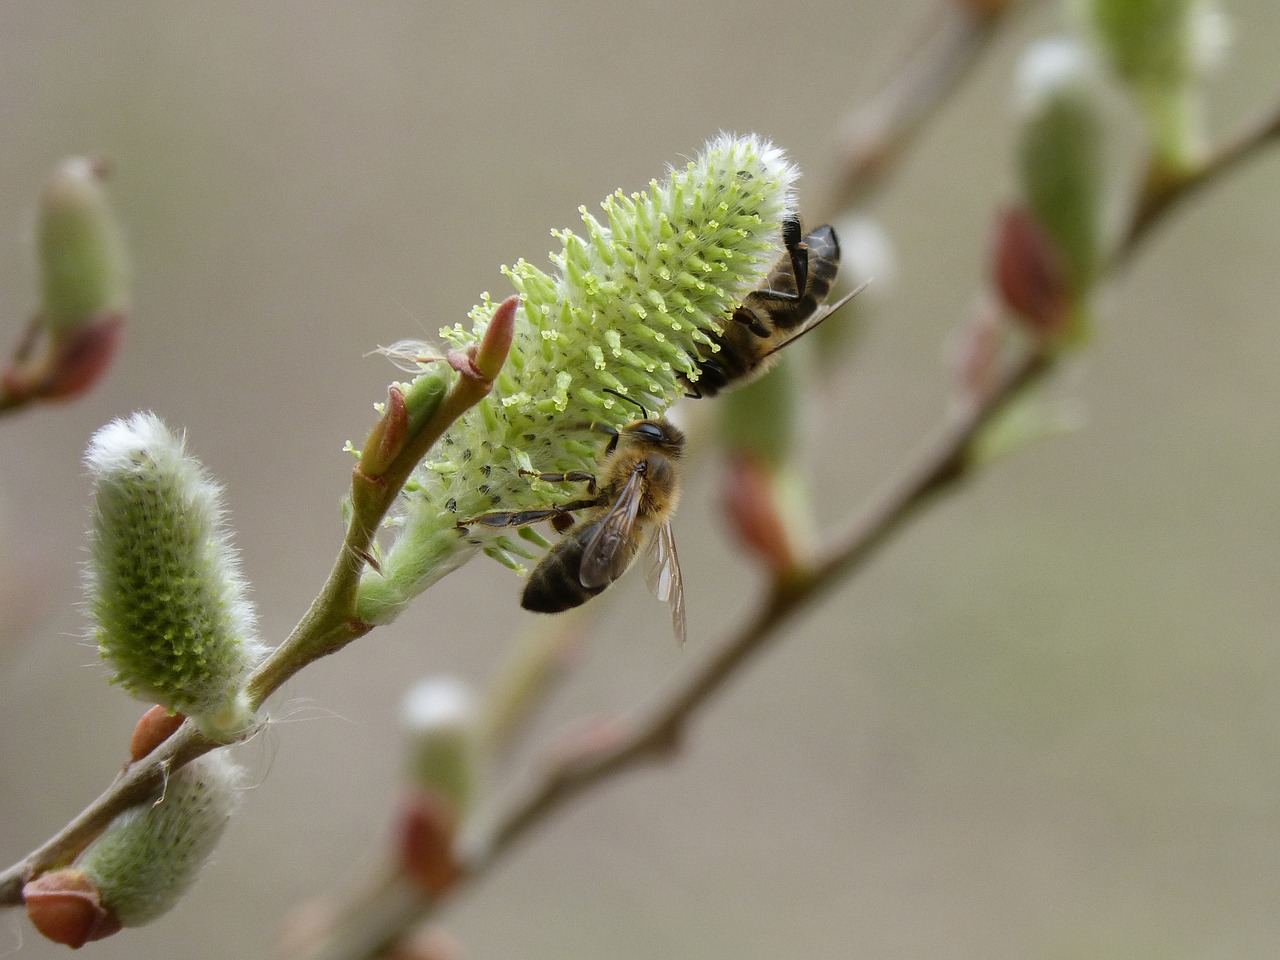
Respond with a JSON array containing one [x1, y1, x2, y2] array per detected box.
[[646, 520, 686, 646], [578, 468, 644, 589]]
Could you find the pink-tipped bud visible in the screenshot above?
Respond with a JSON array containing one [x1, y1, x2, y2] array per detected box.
[[2, 311, 125, 407], [397, 788, 460, 897], [991, 206, 1071, 341], [724, 453, 800, 578], [24, 869, 122, 948], [446, 296, 520, 386], [128, 705, 185, 762], [360, 385, 410, 478], [37, 157, 130, 339]]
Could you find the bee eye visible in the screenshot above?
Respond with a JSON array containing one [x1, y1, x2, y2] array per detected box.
[[633, 422, 666, 443]]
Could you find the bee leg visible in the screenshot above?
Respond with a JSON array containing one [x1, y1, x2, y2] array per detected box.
[[457, 497, 601, 531], [518, 469, 597, 495], [457, 507, 566, 530], [740, 216, 811, 315], [734, 304, 774, 338], [782, 215, 810, 300]]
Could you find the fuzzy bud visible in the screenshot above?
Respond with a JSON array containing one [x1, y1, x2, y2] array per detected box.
[[37, 157, 129, 338], [401, 677, 480, 823], [85, 413, 262, 740], [1014, 38, 1110, 314], [73, 752, 244, 928]]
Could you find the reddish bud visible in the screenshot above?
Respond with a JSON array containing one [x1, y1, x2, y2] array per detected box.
[[2, 312, 124, 406], [444, 349, 482, 380], [42, 313, 125, 400], [445, 295, 519, 386], [397, 788, 459, 897], [723, 453, 799, 577], [991, 206, 1071, 340], [361, 385, 410, 477], [129, 705, 185, 762], [24, 869, 122, 948]]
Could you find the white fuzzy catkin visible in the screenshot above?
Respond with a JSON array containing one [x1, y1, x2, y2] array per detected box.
[[76, 751, 244, 927]]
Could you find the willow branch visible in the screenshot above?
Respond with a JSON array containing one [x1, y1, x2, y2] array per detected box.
[[0, 303, 519, 906], [288, 89, 1280, 959], [474, 98, 1280, 868]]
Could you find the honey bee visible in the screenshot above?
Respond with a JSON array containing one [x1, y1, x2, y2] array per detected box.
[[459, 408, 687, 644], [683, 216, 866, 398]]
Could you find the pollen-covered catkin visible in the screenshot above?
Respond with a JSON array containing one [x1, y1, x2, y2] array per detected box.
[[358, 133, 798, 623]]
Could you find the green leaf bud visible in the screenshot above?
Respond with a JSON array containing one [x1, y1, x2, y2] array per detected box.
[[85, 413, 263, 740], [38, 157, 130, 337], [358, 134, 798, 622], [1078, 0, 1227, 169], [1014, 38, 1110, 307], [74, 752, 244, 927]]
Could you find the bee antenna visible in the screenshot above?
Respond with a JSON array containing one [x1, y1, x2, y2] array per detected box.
[[602, 388, 649, 419], [761, 279, 872, 360]]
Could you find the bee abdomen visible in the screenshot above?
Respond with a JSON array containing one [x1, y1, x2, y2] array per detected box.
[[521, 532, 602, 613]]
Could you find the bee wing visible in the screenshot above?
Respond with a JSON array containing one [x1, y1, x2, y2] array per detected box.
[[645, 520, 686, 646], [578, 467, 644, 589]]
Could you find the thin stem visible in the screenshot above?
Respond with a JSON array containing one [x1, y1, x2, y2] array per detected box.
[[1119, 97, 1280, 265], [823, 1, 1037, 218]]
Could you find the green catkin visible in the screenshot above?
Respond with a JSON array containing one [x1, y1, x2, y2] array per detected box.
[[358, 134, 797, 623], [85, 412, 262, 739]]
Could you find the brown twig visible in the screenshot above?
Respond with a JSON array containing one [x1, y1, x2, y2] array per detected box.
[[823, 0, 1038, 217]]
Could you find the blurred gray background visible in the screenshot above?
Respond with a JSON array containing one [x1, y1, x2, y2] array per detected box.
[[2, 1, 1279, 958]]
